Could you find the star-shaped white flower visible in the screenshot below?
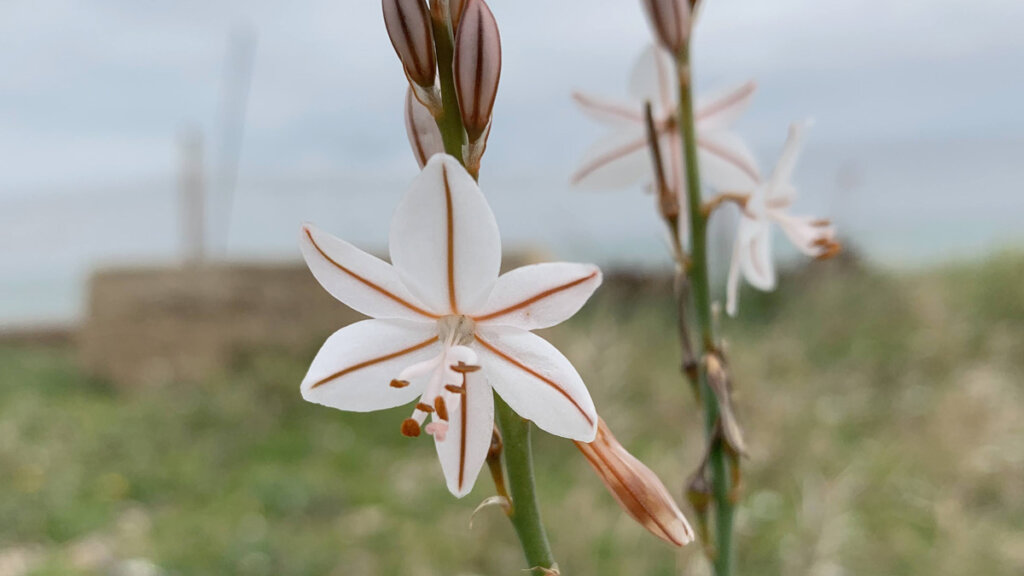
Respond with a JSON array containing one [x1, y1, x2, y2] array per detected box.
[[726, 123, 838, 316], [572, 45, 760, 197], [299, 154, 601, 497]]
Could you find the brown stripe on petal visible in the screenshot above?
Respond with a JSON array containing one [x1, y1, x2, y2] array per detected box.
[[571, 137, 650, 184], [459, 373, 469, 489], [475, 334, 594, 426], [309, 336, 438, 390], [696, 81, 756, 123], [471, 271, 599, 323], [441, 164, 458, 313], [697, 136, 760, 182], [303, 228, 440, 319]]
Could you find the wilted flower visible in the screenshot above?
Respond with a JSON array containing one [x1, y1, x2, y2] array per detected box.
[[573, 45, 759, 202], [575, 418, 695, 547], [725, 122, 840, 315], [300, 154, 601, 497]]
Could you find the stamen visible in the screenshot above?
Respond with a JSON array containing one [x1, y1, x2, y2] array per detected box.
[[390, 379, 410, 388], [416, 402, 434, 413], [434, 396, 449, 421], [811, 218, 832, 227], [401, 418, 422, 437], [451, 361, 481, 373], [445, 384, 465, 394]]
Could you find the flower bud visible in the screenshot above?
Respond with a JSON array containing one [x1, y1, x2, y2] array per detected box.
[[575, 418, 695, 547], [453, 0, 501, 142], [449, 0, 468, 32], [640, 0, 692, 55], [404, 88, 444, 167], [382, 0, 437, 89]]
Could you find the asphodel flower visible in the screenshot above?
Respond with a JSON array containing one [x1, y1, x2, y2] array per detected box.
[[572, 45, 760, 197], [575, 418, 694, 547], [300, 154, 602, 497], [725, 122, 840, 315]]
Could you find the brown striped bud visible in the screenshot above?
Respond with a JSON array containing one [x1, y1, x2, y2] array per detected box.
[[404, 88, 444, 167], [449, 0, 468, 32], [453, 0, 501, 142], [382, 0, 437, 88], [640, 0, 692, 55], [575, 418, 695, 547]]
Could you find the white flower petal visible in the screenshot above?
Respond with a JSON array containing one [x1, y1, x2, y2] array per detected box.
[[390, 154, 501, 315], [628, 45, 676, 115], [474, 325, 597, 442], [773, 211, 835, 257], [738, 218, 775, 291], [471, 263, 602, 330], [300, 223, 439, 320], [572, 91, 643, 128], [301, 319, 439, 412], [405, 88, 444, 168], [698, 132, 761, 192], [571, 128, 651, 190], [434, 371, 494, 498], [696, 81, 757, 131], [770, 122, 810, 197], [725, 235, 743, 317]]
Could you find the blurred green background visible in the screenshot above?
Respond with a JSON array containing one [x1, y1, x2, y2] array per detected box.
[[2, 255, 1021, 575]]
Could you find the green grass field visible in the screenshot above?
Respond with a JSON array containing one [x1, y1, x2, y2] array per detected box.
[[1, 254, 1022, 575]]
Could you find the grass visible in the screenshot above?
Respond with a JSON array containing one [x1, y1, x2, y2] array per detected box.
[[1, 253, 1022, 575]]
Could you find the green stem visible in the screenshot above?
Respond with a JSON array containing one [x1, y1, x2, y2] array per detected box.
[[427, 5, 555, 572], [495, 396, 556, 575], [676, 45, 735, 576], [429, 5, 466, 157]]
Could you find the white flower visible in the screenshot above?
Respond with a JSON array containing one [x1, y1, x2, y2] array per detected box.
[[299, 154, 602, 497], [725, 123, 838, 316], [572, 45, 760, 197]]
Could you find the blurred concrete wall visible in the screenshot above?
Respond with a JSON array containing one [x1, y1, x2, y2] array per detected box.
[[79, 264, 361, 387]]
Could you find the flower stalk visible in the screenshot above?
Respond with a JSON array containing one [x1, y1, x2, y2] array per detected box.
[[426, 2, 558, 571], [495, 398, 557, 576], [676, 42, 736, 576]]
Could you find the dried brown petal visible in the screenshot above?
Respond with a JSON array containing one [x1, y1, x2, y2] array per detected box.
[[640, 0, 692, 55], [575, 418, 695, 547], [453, 0, 501, 142], [382, 0, 437, 88], [705, 353, 747, 456], [404, 88, 444, 167]]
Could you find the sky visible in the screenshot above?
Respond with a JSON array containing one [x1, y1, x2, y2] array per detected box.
[[2, 0, 1024, 325], [1, 0, 1023, 194]]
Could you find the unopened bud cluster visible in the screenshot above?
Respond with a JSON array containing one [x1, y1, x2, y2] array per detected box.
[[384, 0, 502, 169]]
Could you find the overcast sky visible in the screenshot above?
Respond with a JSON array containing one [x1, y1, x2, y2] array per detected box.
[[1, 0, 1023, 195]]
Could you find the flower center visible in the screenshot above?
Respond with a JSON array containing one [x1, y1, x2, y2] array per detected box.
[[395, 315, 479, 441], [437, 314, 476, 346]]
